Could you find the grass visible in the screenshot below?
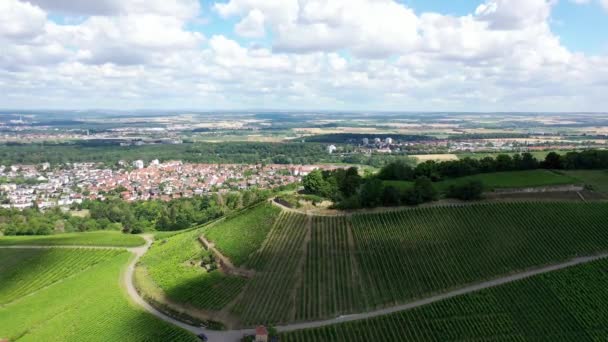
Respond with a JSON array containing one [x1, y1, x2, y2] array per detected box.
[[382, 170, 578, 193], [0, 249, 197, 341], [435, 169, 579, 191], [204, 203, 281, 267], [139, 227, 246, 311], [280, 258, 608, 341], [562, 169, 608, 195], [0, 231, 145, 247]]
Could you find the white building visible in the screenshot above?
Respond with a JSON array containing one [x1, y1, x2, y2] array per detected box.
[[362, 138, 369, 145], [327, 145, 337, 154], [385, 137, 393, 145], [133, 160, 145, 169], [150, 159, 160, 166]]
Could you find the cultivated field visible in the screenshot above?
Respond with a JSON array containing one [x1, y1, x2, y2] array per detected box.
[[231, 212, 309, 325], [0, 249, 196, 341], [132, 200, 608, 328], [203, 203, 281, 267], [280, 257, 608, 341], [0, 231, 145, 247]]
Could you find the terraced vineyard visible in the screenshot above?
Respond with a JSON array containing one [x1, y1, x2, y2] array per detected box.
[[0, 248, 196, 341], [138, 226, 246, 311], [280, 257, 608, 341], [231, 211, 309, 325], [204, 203, 281, 267], [0, 231, 145, 247]]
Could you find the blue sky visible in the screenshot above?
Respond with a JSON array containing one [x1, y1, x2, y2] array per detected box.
[[1, 0, 608, 111]]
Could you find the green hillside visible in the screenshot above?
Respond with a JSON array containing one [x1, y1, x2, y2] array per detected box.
[[0, 249, 196, 341], [0, 231, 145, 247], [204, 203, 281, 267], [281, 257, 608, 341]]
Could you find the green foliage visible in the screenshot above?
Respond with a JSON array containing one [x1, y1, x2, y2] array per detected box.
[[446, 180, 484, 200], [281, 258, 608, 341], [205, 203, 281, 267], [0, 231, 145, 247], [140, 226, 246, 311], [0, 249, 197, 341]]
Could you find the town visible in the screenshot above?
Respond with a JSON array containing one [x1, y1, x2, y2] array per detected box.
[[0, 160, 337, 209]]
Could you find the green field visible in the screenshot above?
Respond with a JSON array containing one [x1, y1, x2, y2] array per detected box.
[[280, 257, 608, 341], [204, 203, 281, 267], [231, 212, 309, 325], [0, 248, 196, 341], [231, 202, 608, 325], [436, 169, 579, 191], [384, 170, 578, 193], [139, 226, 246, 311], [563, 170, 608, 195], [0, 231, 145, 247]]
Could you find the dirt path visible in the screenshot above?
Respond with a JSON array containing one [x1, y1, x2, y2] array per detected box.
[[5, 239, 608, 341]]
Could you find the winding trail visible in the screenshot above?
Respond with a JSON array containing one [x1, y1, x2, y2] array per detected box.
[[4, 239, 608, 341]]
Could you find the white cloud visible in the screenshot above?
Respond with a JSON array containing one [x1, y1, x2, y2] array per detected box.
[[601, 0, 608, 10], [235, 9, 266, 38], [0, 0, 47, 40], [1, 0, 608, 111], [474, 0, 554, 30]]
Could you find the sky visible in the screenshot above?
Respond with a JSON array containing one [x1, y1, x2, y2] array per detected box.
[[1, 0, 608, 112]]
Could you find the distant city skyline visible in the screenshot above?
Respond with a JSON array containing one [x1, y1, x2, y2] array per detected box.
[[1, 0, 608, 111]]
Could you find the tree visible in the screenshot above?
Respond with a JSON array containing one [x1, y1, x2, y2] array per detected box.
[[542, 152, 563, 169], [360, 178, 384, 207], [381, 186, 401, 206], [413, 177, 438, 202], [446, 180, 484, 201]]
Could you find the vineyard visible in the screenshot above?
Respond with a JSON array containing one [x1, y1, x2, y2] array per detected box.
[[0, 230, 145, 247], [296, 216, 365, 321], [138, 225, 246, 311], [280, 257, 608, 341], [204, 203, 281, 267], [0, 248, 122, 305], [231, 211, 309, 325], [0, 249, 197, 341], [349, 202, 608, 311]]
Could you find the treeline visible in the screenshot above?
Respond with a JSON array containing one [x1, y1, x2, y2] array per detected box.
[[379, 150, 608, 182], [0, 141, 400, 167], [0, 188, 272, 236], [302, 150, 608, 209]]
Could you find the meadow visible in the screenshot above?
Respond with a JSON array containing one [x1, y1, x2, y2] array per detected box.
[[203, 203, 281, 267], [0, 231, 145, 247], [280, 257, 608, 341], [563, 169, 608, 196], [0, 248, 197, 341], [383, 169, 578, 193]]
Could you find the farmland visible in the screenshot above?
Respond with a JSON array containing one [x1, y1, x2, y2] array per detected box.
[[203, 203, 281, 267], [0, 231, 145, 247], [0, 248, 197, 341], [227, 202, 608, 325], [138, 226, 246, 311], [280, 257, 608, 341], [231, 212, 309, 325]]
